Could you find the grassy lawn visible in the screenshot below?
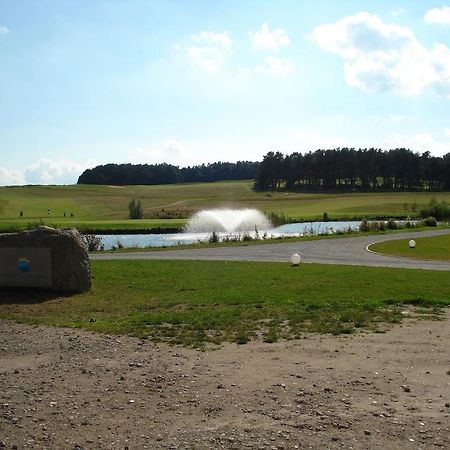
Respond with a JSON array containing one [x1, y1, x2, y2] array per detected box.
[[1, 260, 448, 346], [0, 218, 186, 233], [369, 234, 450, 261], [1, 182, 450, 231]]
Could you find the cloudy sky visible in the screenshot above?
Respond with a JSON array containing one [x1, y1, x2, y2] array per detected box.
[[1, 0, 450, 185]]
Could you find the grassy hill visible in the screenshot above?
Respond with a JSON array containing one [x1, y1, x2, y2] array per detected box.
[[1, 181, 450, 231]]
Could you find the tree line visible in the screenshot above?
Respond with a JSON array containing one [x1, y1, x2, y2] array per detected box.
[[77, 161, 260, 185], [77, 148, 450, 192], [254, 148, 450, 191]]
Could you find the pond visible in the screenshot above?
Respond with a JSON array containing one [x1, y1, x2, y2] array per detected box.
[[96, 221, 361, 250]]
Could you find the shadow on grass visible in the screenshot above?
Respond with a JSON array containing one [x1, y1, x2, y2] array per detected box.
[[0, 287, 74, 304]]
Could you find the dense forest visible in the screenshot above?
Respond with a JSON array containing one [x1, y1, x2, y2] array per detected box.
[[77, 161, 260, 185], [255, 148, 450, 191], [77, 148, 450, 192]]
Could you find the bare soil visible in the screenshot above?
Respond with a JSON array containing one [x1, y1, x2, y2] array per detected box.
[[0, 314, 449, 450]]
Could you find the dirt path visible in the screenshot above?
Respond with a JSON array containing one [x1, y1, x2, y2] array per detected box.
[[91, 229, 450, 271], [1, 313, 449, 449]]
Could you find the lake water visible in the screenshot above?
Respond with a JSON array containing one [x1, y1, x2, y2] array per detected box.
[[97, 221, 361, 250]]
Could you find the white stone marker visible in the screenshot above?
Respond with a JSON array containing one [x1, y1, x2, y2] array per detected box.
[[291, 253, 301, 266]]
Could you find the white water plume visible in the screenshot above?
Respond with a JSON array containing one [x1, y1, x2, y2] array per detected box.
[[185, 208, 272, 233]]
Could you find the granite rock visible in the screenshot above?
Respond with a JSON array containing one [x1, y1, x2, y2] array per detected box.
[[0, 226, 91, 292]]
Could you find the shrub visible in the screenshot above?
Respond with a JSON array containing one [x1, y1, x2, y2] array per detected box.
[[423, 216, 438, 227], [420, 199, 450, 221], [386, 219, 397, 230], [111, 239, 124, 250], [208, 231, 219, 243], [128, 199, 144, 219], [359, 219, 370, 232], [360, 219, 398, 232], [370, 221, 378, 231], [26, 219, 44, 230], [267, 211, 292, 226], [83, 234, 104, 251]]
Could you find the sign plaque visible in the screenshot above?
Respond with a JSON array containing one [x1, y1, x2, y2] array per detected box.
[[0, 248, 52, 288]]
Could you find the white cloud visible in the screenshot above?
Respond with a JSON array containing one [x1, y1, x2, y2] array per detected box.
[[23, 159, 97, 185], [382, 132, 450, 156], [0, 159, 97, 186], [445, 128, 450, 137], [186, 31, 232, 73], [182, 27, 293, 77], [133, 140, 190, 166], [254, 56, 295, 76], [249, 23, 290, 51], [424, 6, 450, 25], [310, 12, 450, 96], [0, 26, 8, 35], [0, 167, 25, 185]]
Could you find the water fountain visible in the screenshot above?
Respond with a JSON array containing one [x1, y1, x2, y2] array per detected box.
[[184, 208, 272, 233]]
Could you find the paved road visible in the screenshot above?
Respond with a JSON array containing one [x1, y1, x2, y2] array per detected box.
[[91, 228, 450, 271]]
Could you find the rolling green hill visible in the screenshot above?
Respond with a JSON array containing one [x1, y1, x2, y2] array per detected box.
[[1, 181, 450, 231]]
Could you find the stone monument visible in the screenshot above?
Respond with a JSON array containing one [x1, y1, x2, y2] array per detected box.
[[0, 226, 91, 293]]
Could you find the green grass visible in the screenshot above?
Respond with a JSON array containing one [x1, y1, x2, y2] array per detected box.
[[1, 182, 450, 231], [0, 218, 187, 233], [0, 218, 189, 233], [369, 234, 450, 261], [1, 260, 448, 346]]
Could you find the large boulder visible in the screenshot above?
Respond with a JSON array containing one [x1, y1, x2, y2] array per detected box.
[[0, 226, 91, 293]]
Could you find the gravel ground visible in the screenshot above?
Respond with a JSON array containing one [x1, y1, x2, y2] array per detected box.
[[91, 229, 450, 271], [1, 312, 449, 449]]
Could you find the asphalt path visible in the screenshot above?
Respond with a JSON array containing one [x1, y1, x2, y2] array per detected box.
[[91, 228, 450, 271]]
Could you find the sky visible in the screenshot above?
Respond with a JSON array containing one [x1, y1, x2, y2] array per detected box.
[[1, 0, 450, 185]]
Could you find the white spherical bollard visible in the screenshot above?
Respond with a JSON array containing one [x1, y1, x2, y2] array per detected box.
[[291, 253, 301, 266], [409, 239, 416, 248]]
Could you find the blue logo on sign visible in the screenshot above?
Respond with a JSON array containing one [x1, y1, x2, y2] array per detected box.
[[17, 257, 31, 272]]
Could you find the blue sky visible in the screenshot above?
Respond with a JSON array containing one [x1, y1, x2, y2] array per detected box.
[[1, 0, 450, 185]]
